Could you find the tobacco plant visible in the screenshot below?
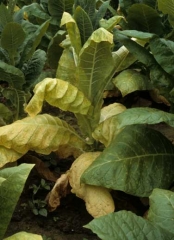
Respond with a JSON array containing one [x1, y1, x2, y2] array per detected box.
[[1, 0, 174, 239]]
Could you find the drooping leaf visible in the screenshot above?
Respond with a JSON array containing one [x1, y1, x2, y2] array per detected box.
[[93, 107, 174, 146], [113, 69, 153, 97], [85, 211, 174, 240], [150, 37, 174, 75], [0, 146, 23, 168], [25, 78, 92, 116], [147, 188, 174, 234], [0, 103, 13, 124], [21, 49, 47, 90], [69, 152, 115, 218], [0, 114, 86, 156], [48, 0, 73, 20], [0, 164, 34, 239], [127, 3, 163, 35], [82, 125, 174, 197], [60, 12, 82, 57], [74, 6, 93, 45], [4, 231, 42, 240], [112, 45, 137, 72], [0, 3, 13, 29], [47, 30, 66, 69], [0, 61, 25, 89]]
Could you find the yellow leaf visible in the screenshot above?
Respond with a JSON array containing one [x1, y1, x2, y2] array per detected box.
[[0, 146, 23, 168], [4, 231, 42, 240], [25, 78, 92, 116], [69, 152, 115, 218], [0, 114, 86, 156]]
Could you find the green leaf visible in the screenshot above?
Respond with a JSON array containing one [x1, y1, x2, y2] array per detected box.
[[19, 20, 49, 65], [0, 164, 34, 239], [0, 103, 13, 124], [0, 3, 13, 29], [127, 3, 163, 35], [39, 208, 47, 217], [118, 29, 155, 40], [4, 231, 42, 240], [78, 27, 114, 107], [74, 6, 93, 45], [74, 0, 96, 20], [157, 0, 174, 16], [93, 0, 110, 30], [150, 37, 174, 75], [0, 61, 25, 89], [56, 48, 77, 86], [100, 16, 124, 31], [60, 12, 82, 57], [22, 3, 50, 24], [47, 30, 66, 69], [93, 107, 174, 147], [147, 188, 174, 234], [82, 125, 174, 197], [113, 69, 153, 97], [48, 0, 73, 20], [85, 211, 174, 240], [1, 22, 26, 65], [22, 49, 47, 90], [25, 78, 92, 116]]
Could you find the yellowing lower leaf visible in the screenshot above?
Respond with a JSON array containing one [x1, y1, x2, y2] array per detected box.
[[69, 152, 115, 218], [25, 78, 92, 116], [92, 103, 126, 146], [0, 146, 23, 168], [0, 114, 86, 156], [4, 231, 42, 240]]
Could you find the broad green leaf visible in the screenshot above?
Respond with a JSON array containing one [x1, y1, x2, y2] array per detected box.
[[47, 30, 66, 69], [0, 164, 34, 239], [78, 27, 114, 107], [22, 49, 47, 90], [112, 45, 137, 73], [61, 12, 82, 57], [0, 146, 23, 168], [19, 20, 49, 64], [25, 78, 92, 116], [22, 3, 50, 24], [150, 37, 174, 75], [118, 29, 155, 40], [157, 0, 174, 16], [100, 16, 123, 31], [0, 61, 25, 89], [119, 0, 141, 15], [1, 22, 26, 65], [147, 188, 174, 234], [0, 114, 86, 156], [56, 48, 77, 86], [4, 231, 42, 240], [74, 0, 96, 20], [113, 69, 153, 97], [127, 3, 163, 35], [85, 211, 174, 240], [74, 6, 93, 45], [48, 0, 73, 20], [0, 3, 13, 29], [0, 103, 13, 124], [93, 107, 174, 146], [93, 0, 110, 30], [82, 125, 174, 197]]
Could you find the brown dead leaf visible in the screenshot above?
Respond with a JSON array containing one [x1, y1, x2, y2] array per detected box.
[[21, 155, 57, 182], [46, 173, 70, 211]]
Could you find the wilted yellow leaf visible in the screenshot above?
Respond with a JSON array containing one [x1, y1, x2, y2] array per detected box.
[[25, 78, 92, 117], [69, 152, 115, 218]]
